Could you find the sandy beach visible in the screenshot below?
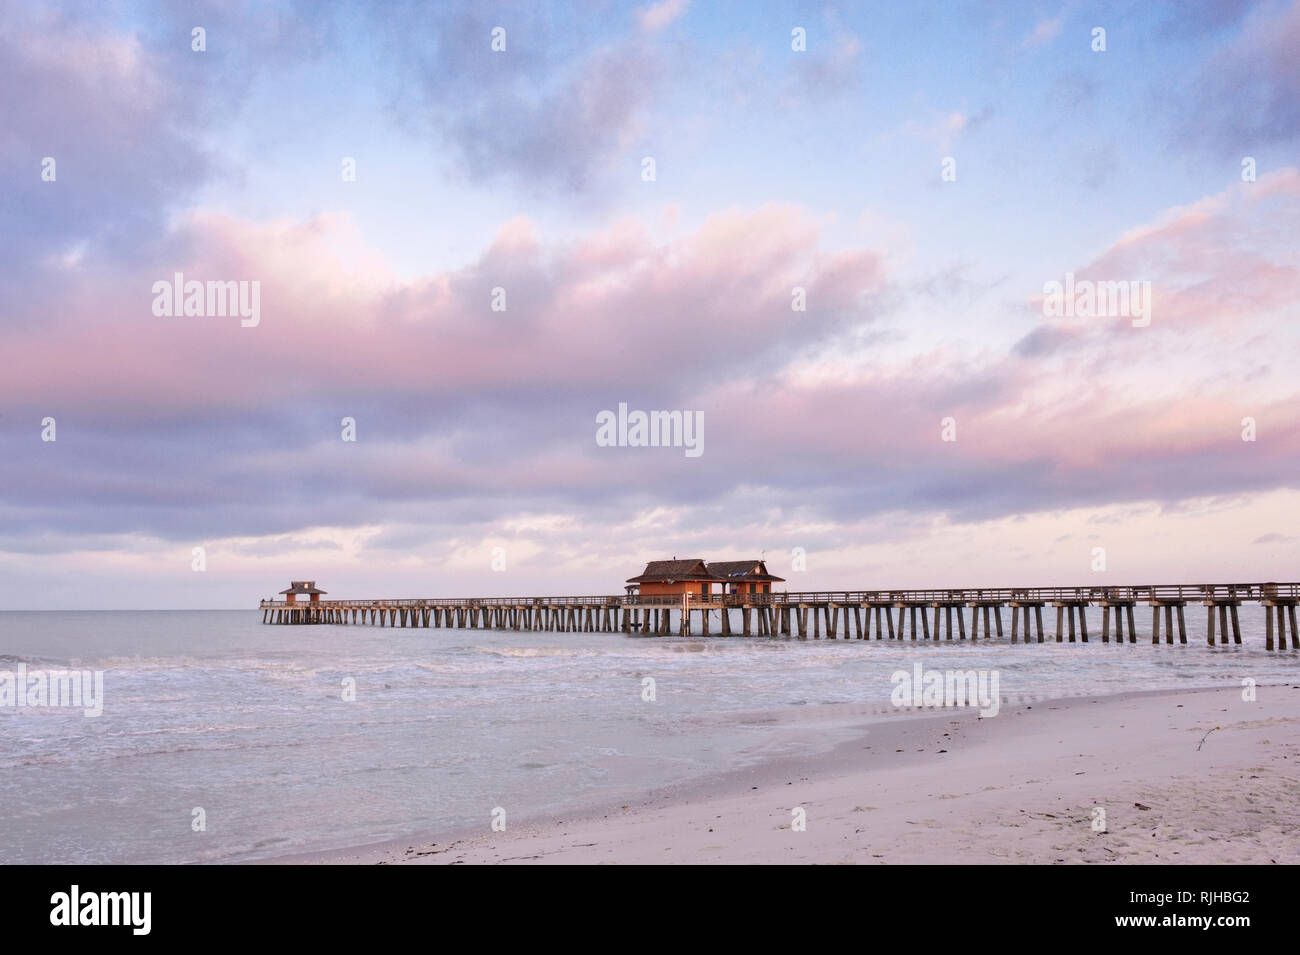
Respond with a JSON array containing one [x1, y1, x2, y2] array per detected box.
[[282, 684, 1300, 865]]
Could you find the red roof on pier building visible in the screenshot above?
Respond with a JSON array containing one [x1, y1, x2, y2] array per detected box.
[[626, 559, 725, 597], [279, 580, 326, 603], [706, 560, 785, 595], [625, 558, 785, 597]]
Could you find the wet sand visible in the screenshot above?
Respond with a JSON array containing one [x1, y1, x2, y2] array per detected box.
[[272, 683, 1300, 865]]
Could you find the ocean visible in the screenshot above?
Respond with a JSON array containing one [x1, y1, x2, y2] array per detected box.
[[0, 609, 1291, 864]]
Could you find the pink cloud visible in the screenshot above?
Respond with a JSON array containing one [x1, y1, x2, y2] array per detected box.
[[0, 204, 887, 418]]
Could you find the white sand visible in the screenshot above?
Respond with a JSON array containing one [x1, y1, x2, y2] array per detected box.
[[283, 685, 1300, 865]]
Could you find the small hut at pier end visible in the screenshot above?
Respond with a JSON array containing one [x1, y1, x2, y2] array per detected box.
[[706, 560, 785, 596], [625, 559, 727, 598], [279, 581, 326, 605]]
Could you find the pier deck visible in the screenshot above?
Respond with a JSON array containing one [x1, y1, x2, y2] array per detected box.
[[258, 582, 1300, 650]]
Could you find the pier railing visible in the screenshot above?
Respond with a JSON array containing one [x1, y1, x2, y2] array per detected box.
[[258, 581, 1300, 648], [258, 581, 1299, 610]]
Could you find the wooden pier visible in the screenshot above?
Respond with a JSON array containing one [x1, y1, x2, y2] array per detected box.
[[258, 582, 1300, 650]]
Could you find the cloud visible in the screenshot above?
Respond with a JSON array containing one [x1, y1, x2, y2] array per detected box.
[[781, 11, 862, 103], [1176, 0, 1300, 149], [373, 2, 662, 194], [0, 0, 343, 303], [0, 201, 890, 544], [0, 9, 207, 296], [902, 110, 987, 153], [5, 163, 1300, 559], [1022, 12, 1066, 49], [1253, 532, 1296, 544], [638, 0, 689, 33], [1159, 0, 1261, 38]]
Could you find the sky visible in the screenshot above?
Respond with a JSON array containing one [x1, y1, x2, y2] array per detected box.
[[1, 0, 1298, 609]]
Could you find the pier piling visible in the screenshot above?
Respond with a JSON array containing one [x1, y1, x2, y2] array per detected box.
[[255, 583, 1300, 651]]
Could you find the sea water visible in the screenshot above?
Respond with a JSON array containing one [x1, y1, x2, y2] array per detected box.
[[0, 610, 1292, 863]]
